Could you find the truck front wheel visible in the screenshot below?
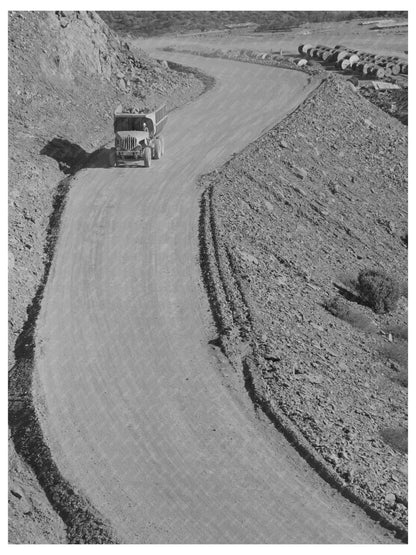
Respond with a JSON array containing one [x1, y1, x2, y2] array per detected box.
[[153, 139, 162, 160], [109, 148, 116, 167], [144, 147, 152, 167]]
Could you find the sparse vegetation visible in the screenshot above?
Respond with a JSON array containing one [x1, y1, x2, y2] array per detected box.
[[380, 427, 408, 454], [324, 297, 377, 333], [360, 87, 408, 126], [380, 342, 408, 380], [394, 368, 408, 388], [384, 324, 408, 340], [357, 269, 401, 314]]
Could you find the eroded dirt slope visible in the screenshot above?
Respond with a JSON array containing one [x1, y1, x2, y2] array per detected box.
[[201, 74, 407, 534], [8, 11, 204, 543]]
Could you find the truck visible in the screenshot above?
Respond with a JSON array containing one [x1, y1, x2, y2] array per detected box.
[[111, 104, 168, 168]]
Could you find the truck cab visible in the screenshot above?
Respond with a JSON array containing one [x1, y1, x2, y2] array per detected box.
[[112, 105, 167, 167]]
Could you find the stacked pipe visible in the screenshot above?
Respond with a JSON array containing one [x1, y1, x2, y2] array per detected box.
[[298, 43, 408, 79]]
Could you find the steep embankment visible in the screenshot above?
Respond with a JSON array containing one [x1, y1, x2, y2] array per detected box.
[[8, 11, 204, 543], [200, 75, 407, 538]]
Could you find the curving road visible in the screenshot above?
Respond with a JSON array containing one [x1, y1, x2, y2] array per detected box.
[[35, 53, 388, 543]]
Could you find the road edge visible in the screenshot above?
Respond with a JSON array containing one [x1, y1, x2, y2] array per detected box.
[[8, 173, 120, 544]]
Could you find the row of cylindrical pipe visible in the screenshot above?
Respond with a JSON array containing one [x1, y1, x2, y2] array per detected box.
[[298, 43, 408, 77]]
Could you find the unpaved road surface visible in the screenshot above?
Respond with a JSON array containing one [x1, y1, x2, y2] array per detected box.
[[35, 53, 391, 543]]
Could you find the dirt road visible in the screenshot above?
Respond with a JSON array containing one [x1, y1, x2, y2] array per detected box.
[[34, 53, 390, 543]]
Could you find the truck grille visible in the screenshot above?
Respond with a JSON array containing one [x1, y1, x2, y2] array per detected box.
[[121, 136, 137, 151]]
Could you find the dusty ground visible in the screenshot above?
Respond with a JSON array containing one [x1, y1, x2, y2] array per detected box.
[[8, 11, 204, 543], [24, 51, 396, 544], [200, 74, 407, 535], [8, 12, 407, 544]]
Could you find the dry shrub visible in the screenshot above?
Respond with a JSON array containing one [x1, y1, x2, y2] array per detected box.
[[395, 369, 408, 388], [383, 324, 408, 341], [357, 269, 401, 314], [380, 342, 408, 387], [381, 342, 408, 368], [380, 427, 408, 454], [324, 297, 377, 333]]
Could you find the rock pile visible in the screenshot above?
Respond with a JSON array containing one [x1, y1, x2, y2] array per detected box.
[[200, 73, 407, 535]]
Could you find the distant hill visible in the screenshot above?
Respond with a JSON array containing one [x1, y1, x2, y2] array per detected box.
[[99, 11, 407, 37]]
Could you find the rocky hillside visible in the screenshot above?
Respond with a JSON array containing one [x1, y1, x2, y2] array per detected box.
[[8, 10, 204, 543], [99, 11, 407, 36], [200, 75, 407, 537]]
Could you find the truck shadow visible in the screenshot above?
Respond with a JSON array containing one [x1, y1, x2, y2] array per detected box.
[[40, 138, 90, 174], [41, 138, 149, 172]]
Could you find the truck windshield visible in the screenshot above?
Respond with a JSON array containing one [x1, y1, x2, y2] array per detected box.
[[114, 117, 146, 132]]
